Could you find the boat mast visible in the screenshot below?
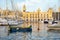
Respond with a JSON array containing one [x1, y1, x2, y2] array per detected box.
[[10, 0, 15, 11], [6, 0, 9, 19], [10, 0, 18, 19], [6, 0, 8, 10]]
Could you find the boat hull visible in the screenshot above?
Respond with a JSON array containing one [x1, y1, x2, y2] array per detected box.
[[9, 27, 32, 33]]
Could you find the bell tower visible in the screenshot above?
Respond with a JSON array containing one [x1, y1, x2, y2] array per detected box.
[[23, 4, 26, 12], [37, 8, 41, 13], [48, 8, 53, 13]]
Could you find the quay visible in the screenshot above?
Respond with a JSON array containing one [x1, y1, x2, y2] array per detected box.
[[47, 24, 60, 31]]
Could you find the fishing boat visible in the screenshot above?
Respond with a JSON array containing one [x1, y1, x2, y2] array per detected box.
[[9, 25, 32, 33], [7, 19, 32, 33]]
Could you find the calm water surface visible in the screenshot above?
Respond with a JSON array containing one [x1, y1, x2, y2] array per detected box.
[[0, 22, 60, 40]]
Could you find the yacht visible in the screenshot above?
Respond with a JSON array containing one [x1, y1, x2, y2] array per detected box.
[[0, 18, 8, 26], [7, 19, 18, 25]]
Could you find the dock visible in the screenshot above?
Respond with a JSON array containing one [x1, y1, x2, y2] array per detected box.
[[47, 24, 60, 30]]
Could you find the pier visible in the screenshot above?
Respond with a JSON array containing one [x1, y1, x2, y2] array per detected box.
[[47, 24, 60, 30]]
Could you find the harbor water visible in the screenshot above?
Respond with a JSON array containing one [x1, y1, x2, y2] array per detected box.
[[0, 22, 60, 40]]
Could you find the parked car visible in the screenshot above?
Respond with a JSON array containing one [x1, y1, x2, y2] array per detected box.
[[44, 20, 48, 24], [52, 21, 58, 24]]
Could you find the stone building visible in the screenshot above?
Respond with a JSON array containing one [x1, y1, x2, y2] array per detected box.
[[0, 5, 60, 22], [52, 8, 60, 21], [22, 5, 53, 22], [53, 12, 60, 21]]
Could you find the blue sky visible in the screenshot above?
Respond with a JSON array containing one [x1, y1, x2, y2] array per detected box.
[[0, 0, 60, 12]]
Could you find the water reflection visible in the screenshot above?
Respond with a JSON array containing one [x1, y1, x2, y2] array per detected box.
[[0, 22, 60, 40]]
